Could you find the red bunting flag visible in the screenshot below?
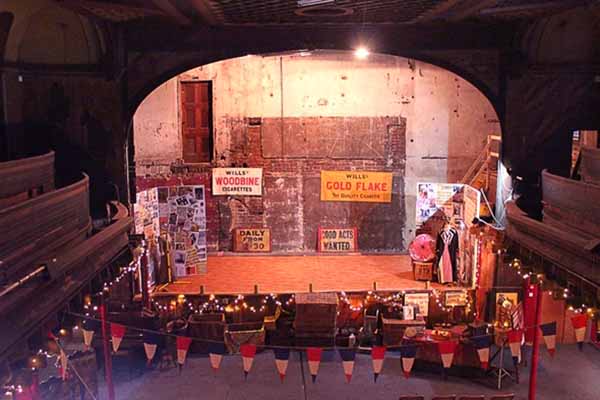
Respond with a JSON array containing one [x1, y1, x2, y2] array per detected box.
[[240, 344, 257, 379], [306, 347, 322, 383], [508, 330, 523, 363], [110, 323, 126, 353], [176, 337, 193, 366], [437, 341, 458, 369], [571, 314, 588, 350], [371, 346, 386, 382]]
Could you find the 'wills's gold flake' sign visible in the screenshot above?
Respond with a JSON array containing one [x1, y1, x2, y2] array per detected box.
[[320, 171, 393, 203], [318, 228, 358, 252], [233, 228, 271, 252]]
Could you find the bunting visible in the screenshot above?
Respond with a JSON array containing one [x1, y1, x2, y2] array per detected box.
[[399, 345, 417, 379], [508, 330, 523, 364], [306, 347, 322, 383], [110, 323, 126, 353], [437, 341, 458, 369], [176, 337, 193, 366], [273, 348, 290, 382], [240, 344, 257, 379], [81, 319, 99, 348], [371, 346, 386, 382], [571, 314, 588, 350], [143, 332, 161, 365], [338, 349, 356, 383], [539, 322, 557, 357], [208, 343, 226, 373], [471, 335, 492, 370]]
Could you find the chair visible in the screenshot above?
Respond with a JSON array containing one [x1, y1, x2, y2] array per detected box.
[[432, 396, 456, 400], [398, 396, 424, 400], [458, 396, 485, 400], [264, 305, 281, 330], [489, 395, 515, 400]]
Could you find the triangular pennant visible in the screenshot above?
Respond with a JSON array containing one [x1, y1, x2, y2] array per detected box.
[[540, 322, 557, 357], [82, 329, 94, 347], [338, 349, 356, 383], [208, 343, 226, 373], [508, 330, 523, 363], [471, 335, 492, 370], [143, 332, 161, 363], [400, 345, 417, 379], [176, 337, 193, 366], [274, 348, 290, 382], [437, 341, 458, 369], [110, 323, 126, 353], [571, 315, 588, 350], [306, 347, 322, 383], [240, 344, 257, 379], [371, 346, 386, 382], [60, 350, 68, 381]]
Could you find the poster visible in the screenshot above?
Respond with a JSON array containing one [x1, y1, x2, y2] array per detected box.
[[320, 171, 393, 203], [212, 168, 262, 196], [416, 183, 481, 230], [463, 185, 481, 227], [404, 292, 430, 317], [233, 228, 271, 252], [317, 228, 358, 252], [445, 290, 468, 307]]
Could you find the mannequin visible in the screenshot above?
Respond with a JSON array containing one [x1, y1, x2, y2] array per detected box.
[[435, 221, 459, 284]]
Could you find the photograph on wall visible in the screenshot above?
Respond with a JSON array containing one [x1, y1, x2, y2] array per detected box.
[[404, 292, 430, 317]]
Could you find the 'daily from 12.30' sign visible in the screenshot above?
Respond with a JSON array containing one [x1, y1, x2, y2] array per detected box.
[[320, 170, 393, 203], [212, 168, 262, 196]]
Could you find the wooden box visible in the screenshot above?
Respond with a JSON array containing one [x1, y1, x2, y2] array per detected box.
[[412, 261, 433, 281]]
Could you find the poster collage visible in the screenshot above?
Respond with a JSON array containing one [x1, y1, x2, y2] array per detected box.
[[134, 185, 207, 277]]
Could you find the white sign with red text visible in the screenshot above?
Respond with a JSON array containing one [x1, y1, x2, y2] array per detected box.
[[212, 168, 262, 196]]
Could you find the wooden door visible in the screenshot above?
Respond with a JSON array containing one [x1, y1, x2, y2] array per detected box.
[[181, 81, 212, 163]]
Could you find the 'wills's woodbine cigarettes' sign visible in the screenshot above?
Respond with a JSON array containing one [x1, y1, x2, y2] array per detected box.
[[212, 168, 262, 196]]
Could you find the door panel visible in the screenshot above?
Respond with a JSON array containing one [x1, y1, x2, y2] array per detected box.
[[181, 82, 212, 163]]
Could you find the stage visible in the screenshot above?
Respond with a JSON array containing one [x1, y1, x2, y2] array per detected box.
[[154, 254, 455, 295]]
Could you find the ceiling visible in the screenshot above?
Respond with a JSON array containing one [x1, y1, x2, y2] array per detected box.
[[57, 0, 596, 25]]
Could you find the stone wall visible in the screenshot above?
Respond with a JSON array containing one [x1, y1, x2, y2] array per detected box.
[[134, 52, 499, 253]]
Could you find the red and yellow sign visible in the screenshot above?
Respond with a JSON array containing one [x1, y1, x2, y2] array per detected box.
[[233, 228, 271, 252], [318, 228, 358, 252], [320, 171, 393, 203]]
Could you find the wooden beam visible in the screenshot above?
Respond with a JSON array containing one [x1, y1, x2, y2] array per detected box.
[[410, 0, 463, 23], [445, 0, 504, 21], [151, 0, 191, 25], [190, 0, 219, 25]]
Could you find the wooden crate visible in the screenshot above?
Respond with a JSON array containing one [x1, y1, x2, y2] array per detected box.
[[412, 261, 433, 281]]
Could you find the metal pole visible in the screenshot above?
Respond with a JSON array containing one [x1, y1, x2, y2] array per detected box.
[[100, 302, 115, 400], [528, 282, 543, 400], [141, 249, 150, 309]]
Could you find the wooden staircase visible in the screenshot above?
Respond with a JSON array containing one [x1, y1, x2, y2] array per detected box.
[[460, 135, 501, 215]]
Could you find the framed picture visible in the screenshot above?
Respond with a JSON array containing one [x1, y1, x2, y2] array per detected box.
[[486, 288, 521, 322], [445, 290, 468, 307], [404, 292, 430, 317]]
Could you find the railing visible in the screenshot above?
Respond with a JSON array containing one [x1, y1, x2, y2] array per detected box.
[[0, 174, 91, 284], [0, 151, 55, 205], [460, 135, 501, 187]]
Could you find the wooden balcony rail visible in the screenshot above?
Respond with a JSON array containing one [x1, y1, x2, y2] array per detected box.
[[0, 174, 91, 284], [0, 151, 55, 208]]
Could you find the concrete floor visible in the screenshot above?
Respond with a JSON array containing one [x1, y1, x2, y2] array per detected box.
[[105, 344, 600, 400]]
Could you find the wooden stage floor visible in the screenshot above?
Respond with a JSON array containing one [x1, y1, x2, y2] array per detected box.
[[156, 254, 451, 295]]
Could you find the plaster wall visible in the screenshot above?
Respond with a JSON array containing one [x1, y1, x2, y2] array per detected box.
[[134, 52, 499, 252]]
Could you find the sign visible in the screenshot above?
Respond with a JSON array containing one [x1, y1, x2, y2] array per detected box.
[[317, 228, 358, 252], [404, 292, 430, 317], [444, 291, 468, 307], [463, 185, 481, 227], [212, 168, 262, 196], [320, 171, 393, 203], [233, 228, 271, 252]]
